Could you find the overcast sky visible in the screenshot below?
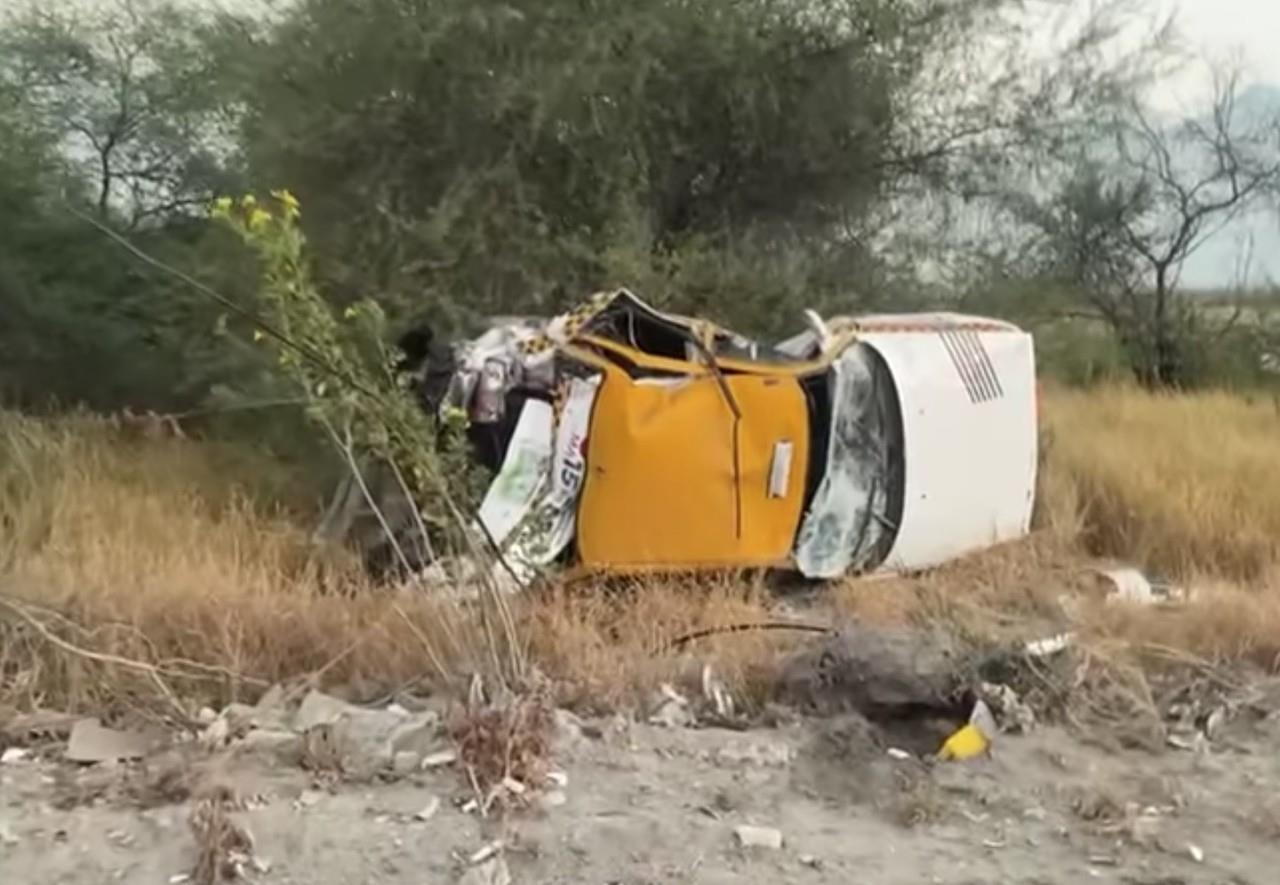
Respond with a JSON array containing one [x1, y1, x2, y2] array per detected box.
[[1145, 0, 1280, 109]]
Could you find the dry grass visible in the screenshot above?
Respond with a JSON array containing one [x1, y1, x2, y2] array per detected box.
[[1044, 384, 1280, 582], [0, 411, 521, 714], [5, 383, 1280, 720]]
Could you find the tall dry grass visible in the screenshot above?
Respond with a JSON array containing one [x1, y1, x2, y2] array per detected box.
[[0, 411, 808, 714], [5, 383, 1280, 718], [1043, 384, 1280, 583]]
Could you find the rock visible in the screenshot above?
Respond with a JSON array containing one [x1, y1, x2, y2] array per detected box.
[[460, 856, 511, 885], [296, 789, 326, 808], [196, 707, 218, 726], [237, 728, 303, 762], [1125, 803, 1162, 847], [65, 718, 155, 763], [777, 625, 963, 717], [391, 751, 420, 777], [294, 690, 360, 732], [734, 825, 783, 850], [200, 717, 231, 749], [292, 690, 441, 781]]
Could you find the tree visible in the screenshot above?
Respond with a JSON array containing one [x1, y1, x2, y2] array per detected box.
[[1005, 69, 1280, 385], [210, 0, 1060, 335], [0, 0, 238, 226]]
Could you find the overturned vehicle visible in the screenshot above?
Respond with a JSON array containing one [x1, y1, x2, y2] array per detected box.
[[318, 290, 1038, 585]]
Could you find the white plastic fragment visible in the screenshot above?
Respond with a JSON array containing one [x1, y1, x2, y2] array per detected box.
[[734, 825, 783, 850], [468, 840, 504, 865], [420, 748, 458, 769], [1024, 632, 1074, 657], [1, 747, 30, 764], [1188, 843, 1205, 863], [414, 797, 441, 821]]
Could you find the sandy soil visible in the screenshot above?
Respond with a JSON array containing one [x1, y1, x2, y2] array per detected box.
[[4, 706, 1280, 885]]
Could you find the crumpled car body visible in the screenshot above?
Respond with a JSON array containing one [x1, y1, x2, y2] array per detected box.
[[438, 289, 1038, 583]]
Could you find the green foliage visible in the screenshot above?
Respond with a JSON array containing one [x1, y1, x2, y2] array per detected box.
[[212, 191, 471, 529], [223, 0, 935, 333]]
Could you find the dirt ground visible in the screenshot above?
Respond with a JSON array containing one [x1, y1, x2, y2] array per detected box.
[[4, 705, 1280, 885]]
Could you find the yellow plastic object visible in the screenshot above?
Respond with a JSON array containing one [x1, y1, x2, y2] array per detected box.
[[937, 700, 998, 761], [575, 359, 811, 571], [936, 723, 990, 761]]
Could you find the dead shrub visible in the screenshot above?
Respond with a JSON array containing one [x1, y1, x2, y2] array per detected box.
[[449, 685, 555, 810], [189, 790, 256, 885]]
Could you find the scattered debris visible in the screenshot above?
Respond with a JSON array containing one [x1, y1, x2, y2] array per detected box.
[[733, 825, 784, 850], [647, 684, 694, 729], [1025, 632, 1075, 657], [701, 664, 735, 720], [421, 749, 459, 769], [978, 682, 1037, 734], [545, 769, 568, 788], [294, 789, 326, 809], [65, 718, 154, 764], [1188, 843, 1205, 863], [1093, 567, 1187, 607], [886, 748, 913, 761], [467, 841, 504, 866], [0, 823, 18, 847], [1, 747, 30, 764], [413, 796, 441, 821], [937, 701, 997, 761]]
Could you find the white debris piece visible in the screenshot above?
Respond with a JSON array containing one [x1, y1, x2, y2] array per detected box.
[[1025, 632, 1074, 657], [1, 747, 30, 764], [413, 797, 441, 822], [420, 748, 458, 769], [734, 825, 784, 850], [647, 683, 693, 728]]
